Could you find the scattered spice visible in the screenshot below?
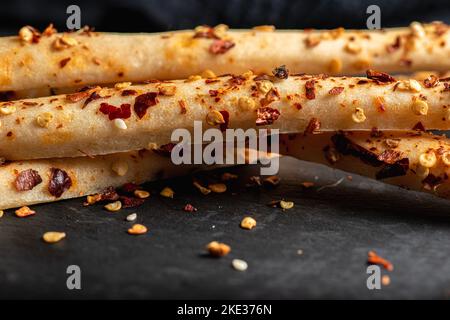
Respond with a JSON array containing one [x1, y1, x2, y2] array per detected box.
[[42, 232, 66, 243], [209, 39, 235, 54], [48, 168, 72, 198], [15, 169, 42, 191], [15, 206, 35, 218], [305, 80, 316, 99], [304, 118, 321, 135], [160, 187, 174, 198], [206, 241, 231, 257], [366, 69, 396, 83], [256, 107, 280, 126], [231, 259, 248, 271], [126, 213, 137, 222], [208, 183, 227, 193], [134, 92, 158, 119], [240, 217, 257, 230], [328, 86, 344, 95], [367, 251, 394, 271], [184, 204, 198, 212], [104, 201, 122, 212], [99, 103, 131, 120], [134, 190, 150, 199], [128, 224, 148, 235]]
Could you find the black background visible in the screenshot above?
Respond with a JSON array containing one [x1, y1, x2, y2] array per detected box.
[[0, 0, 448, 35], [1, 0, 450, 300]]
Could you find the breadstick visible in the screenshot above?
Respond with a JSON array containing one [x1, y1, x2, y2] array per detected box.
[[1, 72, 449, 160], [1, 22, 448, 93], [280, 131, 450, 198]]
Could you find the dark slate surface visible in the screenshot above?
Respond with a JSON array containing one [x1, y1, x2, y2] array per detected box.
[[1, 157, 450, 299]]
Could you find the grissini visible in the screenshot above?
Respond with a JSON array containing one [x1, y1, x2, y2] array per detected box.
[[280, 131, 450, 198], [1, 22, 448, 93], [0, 143, 276, 210], [1, 72, 449, 160], [0, 149, 201, 210]]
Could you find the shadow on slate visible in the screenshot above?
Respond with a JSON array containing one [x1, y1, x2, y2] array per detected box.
[[1, 157, 450, 299]]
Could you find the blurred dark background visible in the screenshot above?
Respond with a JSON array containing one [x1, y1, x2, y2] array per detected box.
[[0, 0, 448, 35]]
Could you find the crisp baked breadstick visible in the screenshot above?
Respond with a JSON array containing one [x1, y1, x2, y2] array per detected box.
[[1, 22, 448, 93], [280, 131, 450, 198], [0, 149, 205, 210], [0, 72, 449, 160]]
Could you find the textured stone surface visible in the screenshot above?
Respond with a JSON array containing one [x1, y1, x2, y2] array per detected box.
[[1, 157, 450, 299]]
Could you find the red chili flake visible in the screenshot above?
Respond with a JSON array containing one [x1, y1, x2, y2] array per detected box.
[[178, 100, 187, 114], [303, 118, 321, 135], [84, 186, 120, 206], [119, 196, 145, 208], [256, 107, 280, 126], [121, 89, 137, 96], [377, 150, 403, 164], [205, 79, 220, 84], [386, 36, 401, 53], [15, 169, 42, 191], [294, 103, 302, 110], [48, 168, 72, 198], [228, 75, 246, 85], [121, 183, 140, 193], [423, 75, 439, 88], [366, 69, 396, 83], [305, 80, 316, 99], [209, 39, 235, 54], [368, 251, 394, 271], [399, 58, 412, 67], [22, 101, 38, 106], [209, 89, 219, 97], [328, 86, 344, 95], [134, 92, 158, 119], [260, 88, 281, 107], [272, 65, 289, 79], [66, 91, 90, 103], [193, 26, 219, 39], [412, 121, 425, 131], [219, 110, 230, 131], [357, 79, 369, 85], [444, 83, 450, 92], [82, 91, 101, 108], [99, 103, 131, 120], [184, 204, 198, 212], [153, 143, 176, 157], [59, 57, 71, 68]]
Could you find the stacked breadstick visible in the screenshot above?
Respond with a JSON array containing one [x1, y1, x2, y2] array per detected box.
[[0, 22, 449, 210]]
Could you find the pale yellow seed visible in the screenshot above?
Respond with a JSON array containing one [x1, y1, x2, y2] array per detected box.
[[208, 183, 227, 193], [206, 110, 225, 126], [53, 35, 78, 50], [42, 231, 66, 243], [134, 190, 150, 199], [410, 21, 426, 38], [0, 105, 16, 115], [158, 85, 177, 96], [18, 26, 34, 42], [345, 42, 362, 54], [419, 151, 437, 168], [114, 118, 127, 130], [104, 201, 122, 212], [193, 181, 211, 195], [397, 79, 422, 92], [238, 97, 256, 111], [160, 187, 174, 198], [0, 210, 4, 218], [201, 69, 217, 79], [328, 58, 343, 74], [231, 259, 248, 271], [411, 100, 428, 116], [256, 80, 273, 94], [240, 217, 257, 230], [147, 142, 158, 150], [280, 200, 294, 210], [242, 70, 254, 80], [111, 161, 128, 176], [186, 75, 202, 82], [114, 82, 132, 90], [36, 112, 53, 128], [352, 108, 366, 123], [194, 25, 210, 33], [221, 172, 238, 181], [442, 151, 450, 166], [126, 213, 137, 222]]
